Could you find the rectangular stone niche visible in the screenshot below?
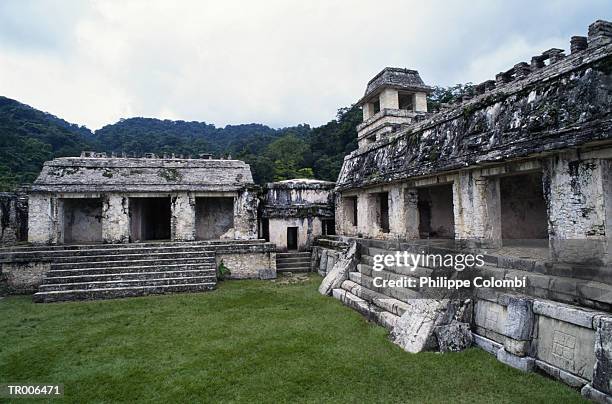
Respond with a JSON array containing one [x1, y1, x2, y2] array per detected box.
[[195, 197, 234, 240], [500, 172, 548, 240], [62, 198, 102, 243], [417, 184, 455, 239]]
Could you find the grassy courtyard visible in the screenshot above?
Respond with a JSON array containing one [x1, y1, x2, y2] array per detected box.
[[1, 275, 585, 403]]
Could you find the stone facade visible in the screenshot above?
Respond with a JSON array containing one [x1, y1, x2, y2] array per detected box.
[[27, 154, 259, 245], [261, 179, 335, 252]]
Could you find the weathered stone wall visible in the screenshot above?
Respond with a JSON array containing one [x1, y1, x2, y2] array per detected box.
[[216, 250, 276, 280], [0, 191, 27, 246], [62, 198, 103, 243], [232, 188, 259, 240], [195, 196, 234, 240], [0, 261, 50, 295], [268, 216, 322, 252], [102, 193, 130, 243], [171, 192, 196, 241]]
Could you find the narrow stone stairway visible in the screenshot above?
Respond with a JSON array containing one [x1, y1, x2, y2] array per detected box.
[[276, 251, 311, 273]]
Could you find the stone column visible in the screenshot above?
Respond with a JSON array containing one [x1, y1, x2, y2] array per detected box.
[[379, 88, 399, 109], [334, 193, 345, 235], [233, 188, 259, 239], [101, 193, 130, 244], [404, 188, 420, 239], [27, 193, 58, 245], [357, 192, 381, 237], [388, 186, 405, 237], [171, 192, 196, 241], [453, 171, 501, 246], [545, 154, 610, 264]]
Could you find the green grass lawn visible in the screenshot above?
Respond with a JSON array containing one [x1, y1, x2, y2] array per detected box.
[[1, 274, 585, 403]]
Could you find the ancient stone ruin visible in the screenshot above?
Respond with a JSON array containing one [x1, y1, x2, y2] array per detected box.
[[315, 20, 612, 402], [0, 17, 611, 403]]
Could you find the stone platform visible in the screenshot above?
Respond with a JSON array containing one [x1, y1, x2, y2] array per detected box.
[[0, 239, 277, 302]]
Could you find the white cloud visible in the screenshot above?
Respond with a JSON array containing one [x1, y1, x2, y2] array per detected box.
[[0, 0, 609, 130]]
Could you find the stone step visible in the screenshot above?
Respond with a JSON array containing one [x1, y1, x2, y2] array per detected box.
[[33, 282, 216, 303], [46, 262, 216, 277], [51, 256, 215, 270], [47, 251, 215, 264], [0, 241, 270, 262], [341, 279, 410, 317], [39, 276, 217, 292], [1, 245, 217, 259], [0, 239, 266, 253], [276, 261, 311, 269], [276, 266, 310, 273], [43, 269, 216, 284], [331, 288, 398, 330], [350, 271, 422, 302], [276, 256, 311, 263], [276, 252, 311, 258]]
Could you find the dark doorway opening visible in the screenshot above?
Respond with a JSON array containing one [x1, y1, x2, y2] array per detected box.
[[129, 197, 171, 242], [287, 227, 298, 250], [500, 172, 548, 239], [322, 219, 336, 236], [261, 218, 270, 241], [417, 184, 455, 239], [378, 192, 390, 233], [63, 198, 102, 243]]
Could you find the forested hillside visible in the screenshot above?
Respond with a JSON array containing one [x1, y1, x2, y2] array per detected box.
[[0, 84, 463, 190]]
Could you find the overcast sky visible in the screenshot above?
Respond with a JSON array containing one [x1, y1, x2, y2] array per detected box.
[[0, 1, 610, 130]]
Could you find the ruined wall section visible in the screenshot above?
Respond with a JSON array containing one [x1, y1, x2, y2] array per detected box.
[[0, 191, 28, 246]]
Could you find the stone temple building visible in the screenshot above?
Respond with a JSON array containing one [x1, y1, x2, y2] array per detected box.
[[315, 20, 612, 402], [28, 153, 258, 245], [261, 179, 335, 251], [261, 179, 335, 273]]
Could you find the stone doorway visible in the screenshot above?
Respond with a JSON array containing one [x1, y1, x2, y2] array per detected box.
[[287, 227, 298, 250], [62, 198, 102, 244], [129, 197, 171, 241], [417, 184, 455, 239], [499, 172, 548, 240]]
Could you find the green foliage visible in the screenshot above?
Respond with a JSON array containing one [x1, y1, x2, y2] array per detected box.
[[0, 84, 467, 189], [217, 260, 231, 281], [427, 83, 475, 112]]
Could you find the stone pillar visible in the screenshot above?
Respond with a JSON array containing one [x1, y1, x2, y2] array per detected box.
[[356, 192, 379, 237], [591, 317, 612, 396], [545, 154, 610, 264], [27, 193, 59, 245], [171, 192, 195, 241], [414, 92, 428, 112], [388, 186, 405, 237], [101, 194, 130, 243], [362, 103, 375, 120], [404, 188, 420, 239], [334, 193, 344, 235], [379, 88, 399, 109], [453, 171, 501, 246], [233, 188, 258, 239]]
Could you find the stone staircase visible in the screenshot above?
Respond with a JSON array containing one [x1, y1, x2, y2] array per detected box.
[[0, 240, 263, 303], [276, 251, 311, 273], [332, 243, 421, 330]]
